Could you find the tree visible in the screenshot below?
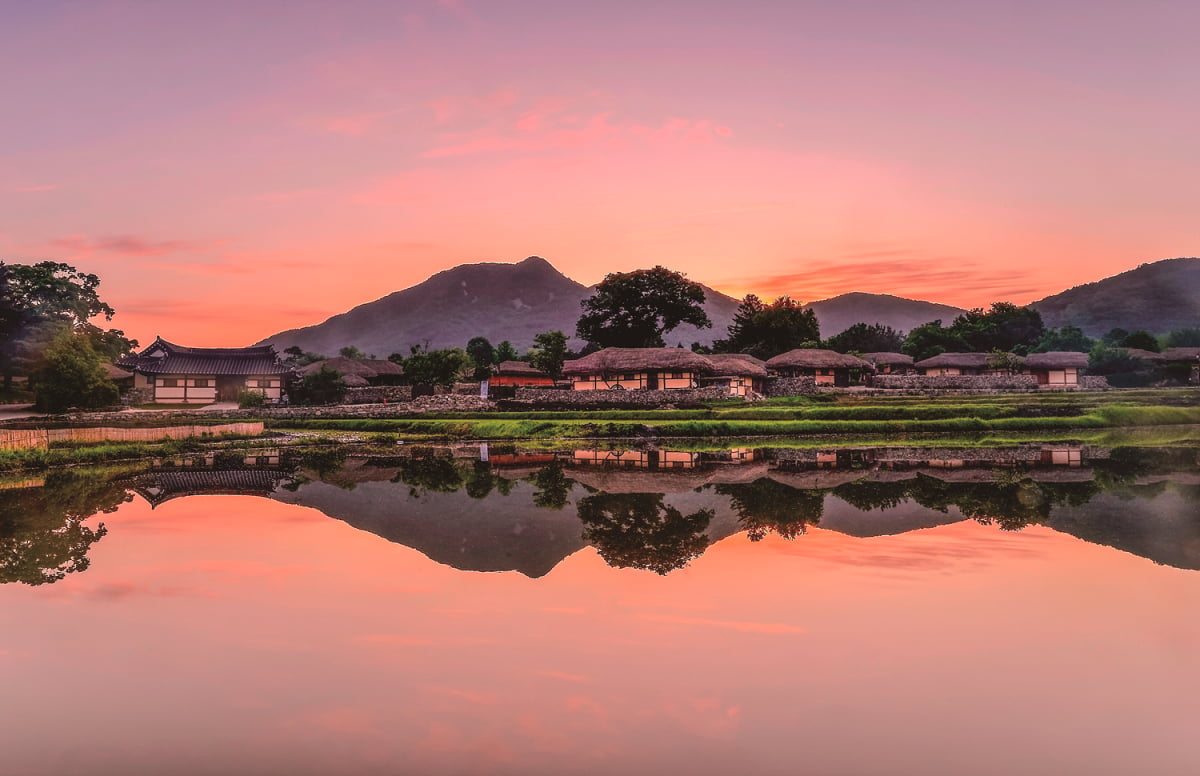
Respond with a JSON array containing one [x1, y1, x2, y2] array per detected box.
[[716, 479, 823, 541], [1165, 328, 1200, 347], [339, 345, 366, 359], [823, 322, 903, 354], [0, 261, 132, 389], [576, 266, 710, 349], [1101, 328, 1130, 346], [901, 320, 969, 361], [1033, 325, 1095, 353], [401, 346, 473, 386], [282, 346, 325, 367], [527, 330, 569, 379], [1118, 330, 1160, 352], [466, 337, 496, 380], [951, 302, 1044, 353], [28, 329, 120, 412], [289, 366, 347, 405], [714, 294, 819, 359], [494, 340, 519, 363]]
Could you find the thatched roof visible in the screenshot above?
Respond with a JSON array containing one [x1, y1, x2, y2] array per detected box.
[[766, 349, 870, 370], [1119, 348, 1166, 363], [1161, 347, 1200, 362], [562, 348, 714, 375], [301, 357, 404, 381], [1023, 351, 1089, 369], [102, 363, 134, 381], [914, 352, 1007, 370], [704, 353, 768, 378], [861, 352, 914, 367], [494, 360, 548, 377]]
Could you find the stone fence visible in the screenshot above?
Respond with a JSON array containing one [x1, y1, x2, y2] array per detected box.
[[871, 374, 1040, 391], [511, 386, 732, 407], [1079, 376, 1112, 391], [764, 377, 818, 397], [343, 386, 414, 404]]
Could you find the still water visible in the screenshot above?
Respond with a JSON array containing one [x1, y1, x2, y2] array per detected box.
[[2, 442, 1199, 775]]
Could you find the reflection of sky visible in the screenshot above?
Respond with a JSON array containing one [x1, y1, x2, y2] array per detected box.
[[2, 495, 1199, 775], [3, 2, 1199, 345]]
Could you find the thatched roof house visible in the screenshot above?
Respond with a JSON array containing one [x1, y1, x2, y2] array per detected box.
[[1117, 348, 1164, 363], [861, 352, 914, 373], [1023, 351, 1089, 389], [301, 357, 404, 388], [913, 352, 1025, 375], [563, 348, 713, 391], [701, 353, 767, 396], [1161, 347, 1200, 363], [766, 349, 870, 386], [1023, 352, 1089, 370]]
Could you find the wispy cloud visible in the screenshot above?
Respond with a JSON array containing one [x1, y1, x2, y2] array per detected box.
[[51, 234, 209, 258]]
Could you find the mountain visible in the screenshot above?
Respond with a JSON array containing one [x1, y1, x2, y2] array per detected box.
[[1031, 257, 1200, 336], [257, 256, 966, 355], [805, 292, 965, 337]]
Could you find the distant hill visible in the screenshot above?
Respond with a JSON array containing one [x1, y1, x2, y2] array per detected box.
[[257, 257, 973, 355], [1031, 257, 1200, 336], [805, 292, 965, 337]]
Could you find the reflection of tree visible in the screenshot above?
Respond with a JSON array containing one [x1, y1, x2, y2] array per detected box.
[[464, 461, 496, 499], [908, 473, 1100, 531], [391, 454, 463, 497], [528, 460, 572, 510], [300, 447, 347, 479], [0, 469, 128, 585], [577, 493, 712, 574], [833, 479, 913, 512], [717, 478, 823, 541]]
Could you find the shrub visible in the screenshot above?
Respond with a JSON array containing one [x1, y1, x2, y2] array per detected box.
[[29, 330, 120, 413], [237, 388, 266, 408]]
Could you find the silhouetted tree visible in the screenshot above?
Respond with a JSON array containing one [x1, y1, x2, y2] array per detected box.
[[824, 322, 904, 354], [1165, 327, 1200, 347], [494, 341, 520, 363], [466, 337, 496, 380], [902, 320, 970, 361], [951, 302, 1045, 354], [529, 460, 572, 509], [1033, 326, 1095, 353], [577, 267, 710, 349], [290, 366, 347, 405], [527, 331, 569, 379], [1118, 330, 1160, 352], [717, 479, 823, 540], [714, 295, 819, 359]]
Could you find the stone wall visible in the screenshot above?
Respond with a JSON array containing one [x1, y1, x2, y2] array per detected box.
[[1078, 376, 1111, 391], [764, 377, 818, 397], [343, 385, 414, 404], [511, 386, 732, 407], [872, 374, 1039, 391]]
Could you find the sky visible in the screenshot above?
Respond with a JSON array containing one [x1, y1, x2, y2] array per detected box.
[[2, 0, 1198, 346]]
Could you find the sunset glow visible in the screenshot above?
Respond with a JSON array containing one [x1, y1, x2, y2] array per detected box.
[[3, 1, 1198, 345]]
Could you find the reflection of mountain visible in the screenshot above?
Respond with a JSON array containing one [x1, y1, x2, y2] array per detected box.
[[1045, 485, 1200, 570], [271, 480, 590, 578]]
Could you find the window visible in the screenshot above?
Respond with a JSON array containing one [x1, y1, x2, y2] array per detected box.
[[252, 379, 274, 388], [622, 373, 635, 381], [193, 379, 211, 388], [160, 378, 179, 387]]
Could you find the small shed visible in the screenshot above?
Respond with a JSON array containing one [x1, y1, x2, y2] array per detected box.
[[491, 361, 555, 387], [701, 354, 768, 396]]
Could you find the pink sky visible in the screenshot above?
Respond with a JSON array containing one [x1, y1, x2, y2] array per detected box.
[[2, 0, 1198, 346]]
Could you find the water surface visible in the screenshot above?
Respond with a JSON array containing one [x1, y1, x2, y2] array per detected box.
[[2, 443, 1198, 775]]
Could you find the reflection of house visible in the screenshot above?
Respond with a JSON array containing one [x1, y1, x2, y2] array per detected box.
[[573, 449, 699, 469], [300, 357, 404, 387], [700, 354, 767, 397], [1023, 352, 1088, 389], [119, 337, 290, 403], [861, 352, 914, 374], [914, 352, 1020, 376], [765, 349, 870, 386], [491, 361, 555, 387], [125, 469, 290, 508], [563, 348, 712, 391]]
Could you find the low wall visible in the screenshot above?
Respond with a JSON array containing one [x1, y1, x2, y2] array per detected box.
[[0, 422, 265, 451], [1078, 376, 1111, 391], [343, 386, 414, 404], [872, 374, 1039, 391], [512, 386, 731, 407], [764, 377, 818, 397]]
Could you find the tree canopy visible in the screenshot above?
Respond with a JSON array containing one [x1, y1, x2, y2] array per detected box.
[[527, 330, 570, 379], [902, 302, 1045, 360], [714, 294, 819, 360], [466, 337, 495, 380], [823, 322, 903, 354], [28, 329, 120, 412], [576, 266, 710, 349]]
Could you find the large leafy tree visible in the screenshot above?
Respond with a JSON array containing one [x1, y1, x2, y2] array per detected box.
[[823, 322, 904, 354], [577, 492, 712, 575], [28, 329, 120, 412], [576, 266, 710, 349], [0, 261, 135, 389], [951, 302, 1045, 354], [1033, 325, 1095, 353], [465, 336, 496, 380], [714, 295, 820, 359], [902, 320, 970, 361], [527, 330, 569, 379], [398, 346, 472, 386]]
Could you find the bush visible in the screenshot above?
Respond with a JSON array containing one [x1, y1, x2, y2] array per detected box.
[[237, 388, 266, 408], [290, 367, 347, 405], [29, 330, 120, 413]]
